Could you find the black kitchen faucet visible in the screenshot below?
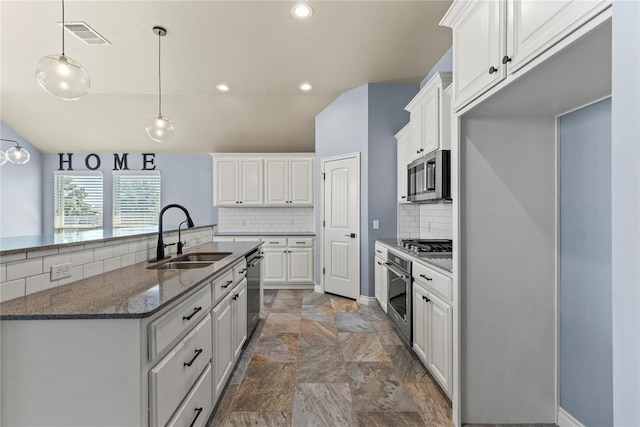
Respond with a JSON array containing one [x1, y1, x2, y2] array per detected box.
[[154, 204, 194, 261]]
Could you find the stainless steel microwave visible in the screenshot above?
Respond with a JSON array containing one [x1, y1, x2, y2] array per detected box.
[[407, 150, 451, 202]]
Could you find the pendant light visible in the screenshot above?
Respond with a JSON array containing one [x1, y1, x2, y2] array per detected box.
[[145, 26, 174, 143], [0, 139, 31, 166], [35, 0, 90, 100]]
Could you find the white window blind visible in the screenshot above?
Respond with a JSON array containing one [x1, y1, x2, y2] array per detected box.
[[113, 172, 161, 229], [54, 172, 104, 231]]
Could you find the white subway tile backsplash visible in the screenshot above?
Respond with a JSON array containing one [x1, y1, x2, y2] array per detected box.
[[6, 258, 43, 281], [112, 244, 129, 257], [134, 251, 149, 264], [419, 203, 452, 240], [0, 265, 6, 283], [43, 254, 72, 272], [104, 257, 122, 272], [0, 279, 26, 302], [94, 246, 113, 261], [217, 207, 314, 233], [121, 254, 136, 267], [26, 273, 55, 295], [58, 266, 83, 286], [0, 252, 27, 264], [83, 261, 104, 279], [83, 241, 105, 250], [71, 250, 94, 267], [58, 244, 84, 254], [27, 248, 59, 259]]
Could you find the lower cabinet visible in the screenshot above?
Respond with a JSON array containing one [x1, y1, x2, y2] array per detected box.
[[413, 277, 453, 397], [374, 256, 388, 313], [263, 238, 314, 285], [213, 278, 247, 399]]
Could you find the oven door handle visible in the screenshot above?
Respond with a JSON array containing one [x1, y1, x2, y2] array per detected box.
[[385, 263, 410, 280]]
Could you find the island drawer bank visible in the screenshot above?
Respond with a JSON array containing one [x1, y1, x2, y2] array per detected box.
[[0, 241, 260, 427]]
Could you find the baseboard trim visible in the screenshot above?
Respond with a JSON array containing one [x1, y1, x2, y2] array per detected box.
[[358, 295, 378, 306], [313, 284, 322, 293], [558, 407, 585, 427], [263, 284, 315, 290]]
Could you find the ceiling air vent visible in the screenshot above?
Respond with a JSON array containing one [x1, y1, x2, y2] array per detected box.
[[59, 21, 110, 46]]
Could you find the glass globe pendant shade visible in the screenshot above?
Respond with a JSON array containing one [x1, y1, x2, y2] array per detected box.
[[145, 114, 174, 142], [35, 54, 90, 100], [0, 151, 7, 166], [6, 146, 31, 165]]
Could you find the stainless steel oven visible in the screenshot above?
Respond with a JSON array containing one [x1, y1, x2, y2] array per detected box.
[[407, 150, 451, 203], [386, 251, 412, 346]]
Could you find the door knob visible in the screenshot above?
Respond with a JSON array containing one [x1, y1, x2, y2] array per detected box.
[[345, 233, 357, 238]]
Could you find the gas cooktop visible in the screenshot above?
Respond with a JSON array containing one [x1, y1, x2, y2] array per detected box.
[[398, 239, 452, 256]]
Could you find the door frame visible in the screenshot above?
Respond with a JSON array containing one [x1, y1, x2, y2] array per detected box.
[[319, 152, 361, 297]]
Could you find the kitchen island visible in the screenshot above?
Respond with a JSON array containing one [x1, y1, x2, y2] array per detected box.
[[0, 240, 261, 427]]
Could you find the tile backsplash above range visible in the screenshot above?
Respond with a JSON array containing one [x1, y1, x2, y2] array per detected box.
[[398, 203, 452, 240]]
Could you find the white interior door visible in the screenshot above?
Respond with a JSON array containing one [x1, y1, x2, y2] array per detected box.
[[322, 154, 360, 300]]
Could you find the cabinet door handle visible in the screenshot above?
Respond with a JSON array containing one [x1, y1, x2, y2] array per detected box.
[[419, 274, 433, 281], [232, 293, 239, 300], [489, 66, 498, 74], [183, 348, 203, 367], [422, 295, 431, 303], [401, 196, 406, 199], [377, 261, 382, 265], [416, 150, 420, 154], [182, 306, 202, 321], [376, 249, 382, 254], [188, 407, 203, 427], [502, 55, 512, 64]]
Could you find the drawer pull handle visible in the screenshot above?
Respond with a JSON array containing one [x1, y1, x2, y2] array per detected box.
[[377, 261, 382, 265], [296, 241, 306, 244], [188, 407, 203, 427], [239, 268, 247, 273], [183, 349, 203, 367], [419, 274, 433, 281], [422, 295, 431, 303], [182, 306, 202, 321], [269, 241, 279, 244], [189, 408, 202, 427], [222, 280, 233, 289], [376, 250, 382, 253]]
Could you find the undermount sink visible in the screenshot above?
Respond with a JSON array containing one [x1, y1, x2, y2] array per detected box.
[[149, 261, 213, 270], [174, 252, 232, 262]]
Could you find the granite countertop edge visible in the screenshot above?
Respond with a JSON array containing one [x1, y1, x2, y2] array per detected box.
[[0, 241, 261, 321], [0, 224, 218, 256], [375, 238, 453, 275], [216, 231, 315, 236]]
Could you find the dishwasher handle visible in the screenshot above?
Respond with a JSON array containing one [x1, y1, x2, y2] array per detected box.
[[248, 255, 264, 267]]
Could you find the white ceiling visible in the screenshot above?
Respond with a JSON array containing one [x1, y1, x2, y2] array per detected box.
[[0, 1, 452, 154]]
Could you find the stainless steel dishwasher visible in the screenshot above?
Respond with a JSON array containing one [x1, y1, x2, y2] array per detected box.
[[246, 248, 263, 338]]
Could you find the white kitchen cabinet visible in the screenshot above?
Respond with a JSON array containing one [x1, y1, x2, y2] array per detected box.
[[214, 158, 264, 206], [441, 0, 611, 110], [374, 243, 389, 312], [262, 238, 314, 286], [413, 267, 453, 397], [232, 279, 247, 360], [265, 158, 314, 206], [212, 291, 233, 398], [405, 72, 453, 162], [395, 124, 411, 204]]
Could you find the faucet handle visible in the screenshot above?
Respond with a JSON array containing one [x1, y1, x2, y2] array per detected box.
[[163, 242, 176, 248]]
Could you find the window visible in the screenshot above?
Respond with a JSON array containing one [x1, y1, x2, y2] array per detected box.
[[54, 172, 104, 232], [113, 171, 161, 232]]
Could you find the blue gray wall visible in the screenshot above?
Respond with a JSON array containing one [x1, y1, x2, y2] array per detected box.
[[420, 48, 452, 88], [559, 98, 612, 426], [612, 1, 640, 424], [41, 153, 217, 233], [314, 83, 417, 297], [0, 122, 44, 238]]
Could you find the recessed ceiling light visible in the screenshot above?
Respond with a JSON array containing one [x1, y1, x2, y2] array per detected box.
[[216, 84, 230, 92], [291, 3, 313, 20], [299, 83, 312, 91]]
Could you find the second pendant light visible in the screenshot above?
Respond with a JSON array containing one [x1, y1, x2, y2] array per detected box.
[[146, 26, 174, 143]]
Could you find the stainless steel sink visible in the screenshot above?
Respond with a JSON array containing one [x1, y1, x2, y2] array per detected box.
[[175, 252, 232, 262], [149, 261, 213, 270]]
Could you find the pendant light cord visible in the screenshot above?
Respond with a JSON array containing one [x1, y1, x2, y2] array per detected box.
[[61, 0, 65, 55], [158, 32, 162, 116]]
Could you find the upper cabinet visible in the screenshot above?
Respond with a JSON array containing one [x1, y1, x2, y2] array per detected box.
[[395, 124, 411, 204], [404, 72, 453, 162], [214, 155, 314, 207], [441, 0, 611, 111], [265, 158, 314, 206], [215, 158, 263, 206]]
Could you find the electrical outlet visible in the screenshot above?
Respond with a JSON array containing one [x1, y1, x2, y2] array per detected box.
[[51, 262, 72, 281]]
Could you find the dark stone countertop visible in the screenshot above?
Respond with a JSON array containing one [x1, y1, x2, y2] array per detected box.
[[375, 238, 453, 275], [0, 241, 260, 320], [216, 231, 315, 236]]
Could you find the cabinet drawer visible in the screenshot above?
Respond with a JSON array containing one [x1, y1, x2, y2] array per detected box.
[[233, 259, 248, 282], [150, 314, 212, 427], [166, 363, 213, 427], [149, 285, 212, 359], [213, 269, 235, 303], [262, 238, 287, 247], [287, 237, 314, 247], [413, 262, 452, 303], [374, 243, 388, 261]]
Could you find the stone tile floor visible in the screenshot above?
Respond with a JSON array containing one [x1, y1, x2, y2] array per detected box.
[[208, 289, 452, 426]]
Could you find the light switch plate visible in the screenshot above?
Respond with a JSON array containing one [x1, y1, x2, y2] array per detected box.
[[373, 220, 379, 229]]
